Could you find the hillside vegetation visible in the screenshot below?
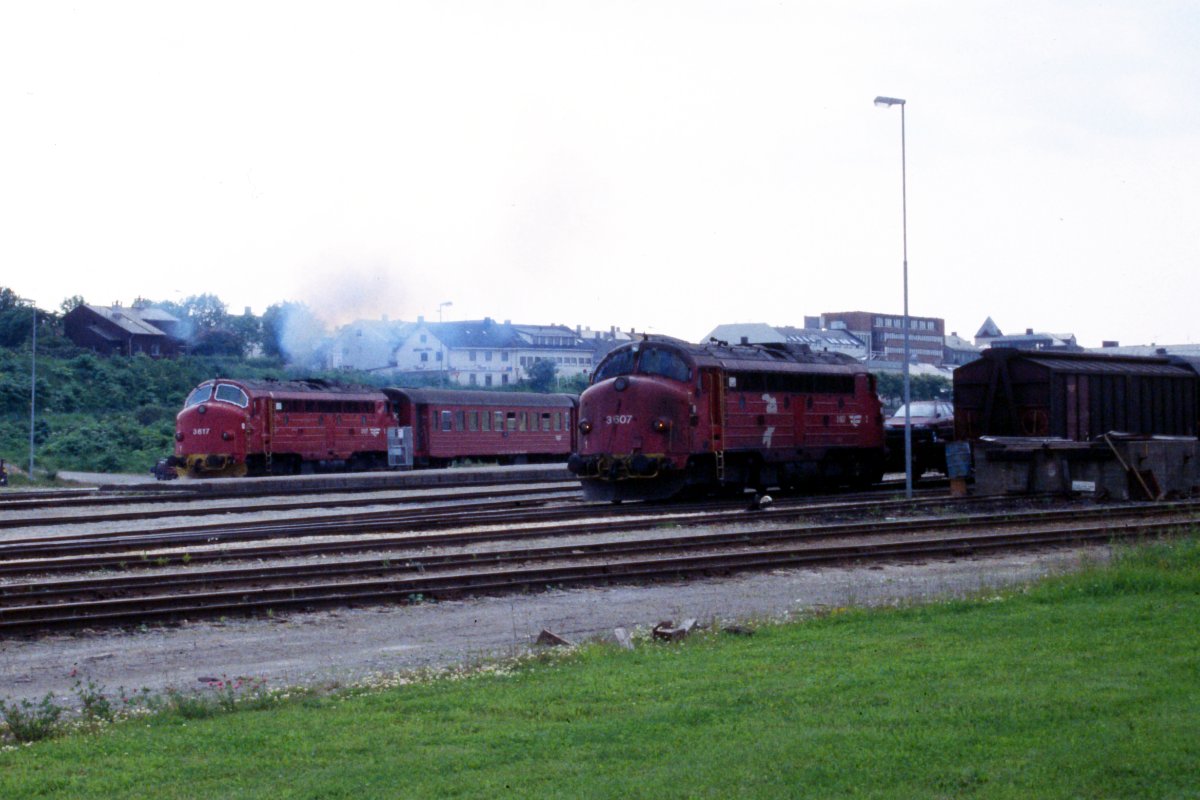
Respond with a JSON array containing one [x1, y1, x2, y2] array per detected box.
[[0, 346, 391, 475]]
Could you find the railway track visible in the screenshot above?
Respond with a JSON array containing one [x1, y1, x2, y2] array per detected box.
[[0, 488, 1013, 574], [2, 498, 1197, 634]]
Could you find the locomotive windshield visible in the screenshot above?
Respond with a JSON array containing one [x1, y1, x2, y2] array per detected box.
[[184, 384, 213, 407], [639, 347, 691, 382], [214, 384, 250, 408], [592, 345, 691, 384], [593, 348, 637, 382]]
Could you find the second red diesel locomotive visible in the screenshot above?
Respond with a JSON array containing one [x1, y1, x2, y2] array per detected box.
[[568, 336, 887, 501]]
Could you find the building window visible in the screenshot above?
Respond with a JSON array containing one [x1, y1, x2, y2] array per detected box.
[[420, 334, 427, 343], [469, 350, 477, 361], [420, 352, 429, 362], [485, 351, 493, 362], [501, 374, 509, 386], [501, 352, 509, 362], [469, 373, 477, 386], [485, 374, 493, 387]]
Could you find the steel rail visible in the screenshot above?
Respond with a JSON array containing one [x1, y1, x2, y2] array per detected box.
[[5, 505, 1198, 606], [0, 517, 1191, 633], [0, 491, 1072, 573]]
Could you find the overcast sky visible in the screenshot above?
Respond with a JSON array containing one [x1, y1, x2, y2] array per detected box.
[[3, 1, 1197, 347]]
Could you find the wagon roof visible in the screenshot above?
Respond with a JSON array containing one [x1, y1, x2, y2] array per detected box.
[[611, 336, 867, 374], [956, 348, 1195, 379], [383, 388, 578, 408]]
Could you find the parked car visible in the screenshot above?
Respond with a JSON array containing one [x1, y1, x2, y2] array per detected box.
[[152, 457, 179, 480], [884, 400, 954, 475]]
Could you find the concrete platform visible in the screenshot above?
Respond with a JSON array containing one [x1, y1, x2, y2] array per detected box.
[[68, 464, 578, 496]]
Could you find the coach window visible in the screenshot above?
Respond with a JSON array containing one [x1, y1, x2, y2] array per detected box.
[[518, 413, 527, 432], [553, 412, 562, 431], [455, 411, 465, 431], [506, 412, 518, 432], [495, 411, 505, 431], [441, 410, 453, 432], [541, 413, 552, 431], [469, 411, 479, 431], [482, 410, 491, 431]]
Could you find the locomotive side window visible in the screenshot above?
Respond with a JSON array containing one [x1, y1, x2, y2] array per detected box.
[[639, 348, 690, 382], [441, 410, 453, 431], [214, 385, 249, 408], [185, 385, 214, 407], [593, 348, 637, 382]]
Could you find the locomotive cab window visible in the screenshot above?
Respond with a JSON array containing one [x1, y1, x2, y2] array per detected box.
[[185, 385, 214, 407], [214, 385, 249, 408], [593, 348, 637, 382], [639, 347, 690, 382]]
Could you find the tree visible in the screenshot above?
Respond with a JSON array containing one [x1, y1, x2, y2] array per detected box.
[[59, 295, 86, 316], [180, 293, 228, 332], [0, 288, 36, 348], [527, 358, 558, 392]]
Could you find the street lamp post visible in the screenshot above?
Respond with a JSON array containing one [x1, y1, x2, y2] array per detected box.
[[29, 302, 36, 481], [438, 301, 453, 386], [874, 94, 912, 500]]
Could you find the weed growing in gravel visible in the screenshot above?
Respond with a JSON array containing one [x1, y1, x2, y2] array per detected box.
[[0, 694, 63, 744]]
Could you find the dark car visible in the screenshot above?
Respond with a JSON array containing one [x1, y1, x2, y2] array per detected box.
[[884, 400, 954, 475], [152, 457, 179, 481]]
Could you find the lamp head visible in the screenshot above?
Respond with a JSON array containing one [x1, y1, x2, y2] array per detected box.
[[874, 96, 906, 107]]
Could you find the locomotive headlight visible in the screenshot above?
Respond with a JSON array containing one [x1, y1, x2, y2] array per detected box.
[[175, 432, 184, 441], [652, 418, 672, 433], [578, 419, 593, 435], [222, 431, 233, 441]]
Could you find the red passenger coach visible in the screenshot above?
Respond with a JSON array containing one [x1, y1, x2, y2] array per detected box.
[[173, 379, 393, 477], [383, 388, 577, 468], [569, 337, 886, 502]]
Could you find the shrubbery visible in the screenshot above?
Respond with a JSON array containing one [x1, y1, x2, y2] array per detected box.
[[0, 347, 297, 474]]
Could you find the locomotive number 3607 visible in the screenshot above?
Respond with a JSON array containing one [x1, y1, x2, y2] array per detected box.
[[605, 415, 634, 425]]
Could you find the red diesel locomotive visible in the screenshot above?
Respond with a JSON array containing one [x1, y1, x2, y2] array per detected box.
[[172, 378, 577, 477], [568, 337, 886, 501]]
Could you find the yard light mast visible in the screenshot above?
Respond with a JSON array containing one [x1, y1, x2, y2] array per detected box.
[[438, 301, 453, 386], [874, 94, 913, 500]]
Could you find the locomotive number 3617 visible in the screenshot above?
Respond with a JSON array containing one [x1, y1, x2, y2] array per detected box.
[[605, 415, 634, 425]]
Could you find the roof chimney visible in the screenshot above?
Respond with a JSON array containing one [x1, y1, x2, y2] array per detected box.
[[417, 315, 425, 324], [1102, 340, 1119, 348], [1026, 328, 1034, 335], [740, 336, 749, 345]]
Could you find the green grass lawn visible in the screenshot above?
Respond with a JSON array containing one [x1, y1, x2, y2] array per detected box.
[[3, 538, 1199, 799]]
